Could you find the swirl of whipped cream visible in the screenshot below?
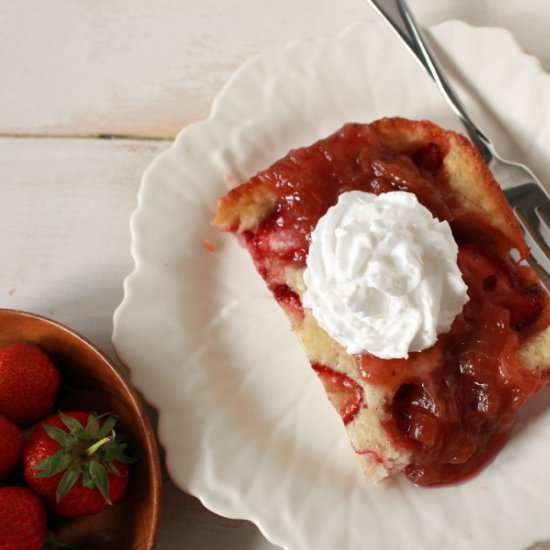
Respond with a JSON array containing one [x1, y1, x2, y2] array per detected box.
[[302, 190, 468, 359]]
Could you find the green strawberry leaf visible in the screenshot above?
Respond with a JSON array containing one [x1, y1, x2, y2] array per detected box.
[[94, 411, 112, 422], [102, 440, 122, 457], [59, 412, 89, 439], [113, 453, 136, 465], [82, 469, 95, 489], [89, 461, 112, 505], [59, 411, 83, 430], [34, 450, 72, 478], [85, 413, 100, 437], [97, 415, 118, 439], [44, 425, 77, 448], [104, 439, 137, 465], [56, 465, 81, 502]]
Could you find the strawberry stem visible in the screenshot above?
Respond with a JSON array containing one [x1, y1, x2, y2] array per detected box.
[[85, 435, 112, 456]]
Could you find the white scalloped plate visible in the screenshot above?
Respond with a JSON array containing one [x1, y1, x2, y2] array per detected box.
[[113, 21, 550, 550]]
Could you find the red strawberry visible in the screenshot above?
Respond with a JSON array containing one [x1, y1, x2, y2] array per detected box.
[[0, 415, 22, 480], [312, 364, 364, 425], [0, 487, 47, 550], [23, 411, 134, 518], [0, 343, 60, 425]]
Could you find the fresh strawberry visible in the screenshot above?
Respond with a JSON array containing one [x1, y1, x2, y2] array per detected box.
[[23, 411, 134, 518], [312, 364, 364, 425], [0, 343, 60, 425], [0, 487, 47, 550], [0, 415, 23, 480]]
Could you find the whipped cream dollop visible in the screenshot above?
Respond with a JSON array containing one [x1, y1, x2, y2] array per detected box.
[[302, 191, 468, 359]]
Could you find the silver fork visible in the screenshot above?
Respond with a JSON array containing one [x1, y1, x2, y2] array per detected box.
[[368, 0, 550, 291]]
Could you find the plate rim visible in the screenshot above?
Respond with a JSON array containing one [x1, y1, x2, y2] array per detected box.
[[112, 20, 550, 550]]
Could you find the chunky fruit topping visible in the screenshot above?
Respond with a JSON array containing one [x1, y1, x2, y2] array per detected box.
[[312, 364, 364, 425], [377, 247, 544, 485], [458, 245, 543, 330]]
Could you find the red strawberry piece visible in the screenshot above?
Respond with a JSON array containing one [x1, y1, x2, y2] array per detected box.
[[312, 364, 364, 425], [0, 343, 61, 425], [0, 487, 47, 550], [23, 411, 134, 518], [458, 246, 543, 330], [0, 415, 23, 481]]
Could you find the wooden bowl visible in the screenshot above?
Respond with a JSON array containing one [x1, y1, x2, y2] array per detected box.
[[0, 308, 161, 550]]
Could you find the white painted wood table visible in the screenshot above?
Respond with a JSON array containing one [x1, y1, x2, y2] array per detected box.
[[2, 1, 550, 548]]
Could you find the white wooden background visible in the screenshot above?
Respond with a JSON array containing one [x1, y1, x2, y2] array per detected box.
[[1, 1, 550, 548]]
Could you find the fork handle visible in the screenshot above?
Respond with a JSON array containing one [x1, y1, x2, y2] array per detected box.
[[367, 0, 494, 164]]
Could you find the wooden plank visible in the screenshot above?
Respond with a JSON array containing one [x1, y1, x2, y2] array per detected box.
[[1, 0, 549, 138], [0, 136, 279, 549], [0, 137, 167, 359]]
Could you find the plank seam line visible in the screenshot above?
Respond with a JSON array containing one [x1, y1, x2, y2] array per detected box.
[[0, 133, 173, 142]]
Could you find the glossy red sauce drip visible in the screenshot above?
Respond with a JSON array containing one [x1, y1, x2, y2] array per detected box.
[[240, 123, 546, 486]]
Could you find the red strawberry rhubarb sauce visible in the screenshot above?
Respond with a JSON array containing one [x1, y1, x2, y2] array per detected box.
[[238, 122, 549, 486]]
